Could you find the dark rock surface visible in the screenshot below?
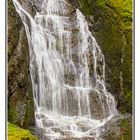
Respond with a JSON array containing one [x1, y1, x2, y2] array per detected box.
[[8, 0, 35, 128]]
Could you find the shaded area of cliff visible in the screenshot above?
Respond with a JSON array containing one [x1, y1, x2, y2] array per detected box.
[[8, 0, 35, 128]]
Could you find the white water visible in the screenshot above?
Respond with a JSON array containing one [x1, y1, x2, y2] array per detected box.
[[12, 0, 118, 139]]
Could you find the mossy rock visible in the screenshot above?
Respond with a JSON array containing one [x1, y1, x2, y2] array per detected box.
[[100, 114, 132, 140], [8, 0, 35, 127], [69, 0, 132, 114], [8, 122, 38, 140], [120, 118, 132, 140]]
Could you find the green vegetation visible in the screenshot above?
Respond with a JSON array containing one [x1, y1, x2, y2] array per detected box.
[[76, 0, 132, 114], [8, 0, 132, 139], [120, 118, 132, 140], [72, 1, 133, 139], [8, 123, 38, 140]]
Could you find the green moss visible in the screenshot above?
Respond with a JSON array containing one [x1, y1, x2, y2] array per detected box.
[[23, 85, 35, 128], [120, 119, 132, 140], [78, 0, 95, 15], [8, 105, 17, 124], [107, 0, 132, 17], [8, 122, 38, 140], [96, 0, 106, 7]]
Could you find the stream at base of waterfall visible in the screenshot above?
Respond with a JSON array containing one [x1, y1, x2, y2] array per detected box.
[[12, 0, 118, 139]]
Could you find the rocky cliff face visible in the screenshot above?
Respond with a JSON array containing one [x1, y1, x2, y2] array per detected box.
[[8, 0, 35, 128], [69, 0, 132, 114], [8, 0, 132, 139]]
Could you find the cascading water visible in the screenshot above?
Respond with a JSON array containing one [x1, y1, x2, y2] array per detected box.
[[12, 0, 118, 139]]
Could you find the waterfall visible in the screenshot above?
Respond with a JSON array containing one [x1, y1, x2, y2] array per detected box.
[[12, 0, 118, 139]]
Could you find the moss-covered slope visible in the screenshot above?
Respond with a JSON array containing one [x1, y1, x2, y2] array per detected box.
[[8, 123, 38, 140]]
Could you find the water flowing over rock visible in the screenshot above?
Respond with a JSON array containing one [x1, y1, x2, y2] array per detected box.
[[12, 0, 118, 139]]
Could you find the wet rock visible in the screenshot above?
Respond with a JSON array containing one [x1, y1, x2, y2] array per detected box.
[[51, 127, 64, 135], [99, 114, 132, 140], [8, 0, 35, 128], [89, 90, 108, 119], [57, 137, 95, 140], [29, 127, 46, 140], [42, 120, 54, 127]]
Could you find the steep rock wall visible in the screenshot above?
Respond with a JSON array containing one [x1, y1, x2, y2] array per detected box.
[[8, 0, 35, 128], [8, 0, 132, 134]]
